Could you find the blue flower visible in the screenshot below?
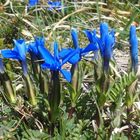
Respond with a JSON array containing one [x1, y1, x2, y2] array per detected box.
[[27, 37, 46, 77], [83, 29, 99, 59], [71, 28, 98, 57], [97, 22, 109, 56], [59, 28, 98, 64], [48, 1, 62, 11], [38, 41, 78, 82], [28, 0, 38, 7], [129, 25, 138, 72], [28, 37, 45, 58], [1, 39, 28, 76], [97, 22, 115, 58]]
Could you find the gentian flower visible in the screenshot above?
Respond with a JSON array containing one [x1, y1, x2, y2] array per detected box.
[[1, 39, 28, 76], [28, 0, 38, 7], [28, 37, 45, 59], [2, 39, 37, 106], [129, 25, 138, 72], [28, 37, 49, 95], [59, 28, 98, 64], [83, 29, 99, 59], [28, 40, 41, 77], [38, 41, 78, 82], [97, 22, 115, 57], [97, 22, 109, 56], [48, 1, 62, 11]]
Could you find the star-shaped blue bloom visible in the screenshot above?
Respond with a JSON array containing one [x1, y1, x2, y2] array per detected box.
[[59, 28, 99, 64], [38, 41, 78, 82], [1, 39, 28, 76]]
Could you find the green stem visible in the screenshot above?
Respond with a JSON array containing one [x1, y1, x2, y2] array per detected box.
[[23, 74, 37, 106], [49, 71, 60, 122], [39, 70, 48, 95], [31, 56, 41, 80]]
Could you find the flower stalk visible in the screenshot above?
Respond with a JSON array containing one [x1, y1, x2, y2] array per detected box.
[[49, 71, 60, 122], [23, 74, 37, 106]]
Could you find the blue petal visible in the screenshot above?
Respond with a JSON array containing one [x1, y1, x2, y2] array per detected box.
[[59, 48, 74, 59], [28, 37, 45, 59], [41, 62, 59, 71], [28, 0, 38, 6], [129, 25, 138, 72], [104, 34, 113, 59], [28, 42, 38, 55], [60, 69, 71, 82], [71, 28, 79, 49], [92, 30, 99, 42], [83, 30, 94, 43], [81, 43, 99, 54], [130, 26, 138, 48], [59, 48, 80, 64], [13, 39, 27, 61], [68, 53, 80, 64], [103, 34, 113, 71], [100, 22, 108, 34], [35, 37, 45, 47], [13, 39, 24, 52], [100, 22, 109, 43], [41, 63, 51, 70], [38, 45, 55, 66], [61, 47, 80, 65], [1, 50, 20, 60]]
